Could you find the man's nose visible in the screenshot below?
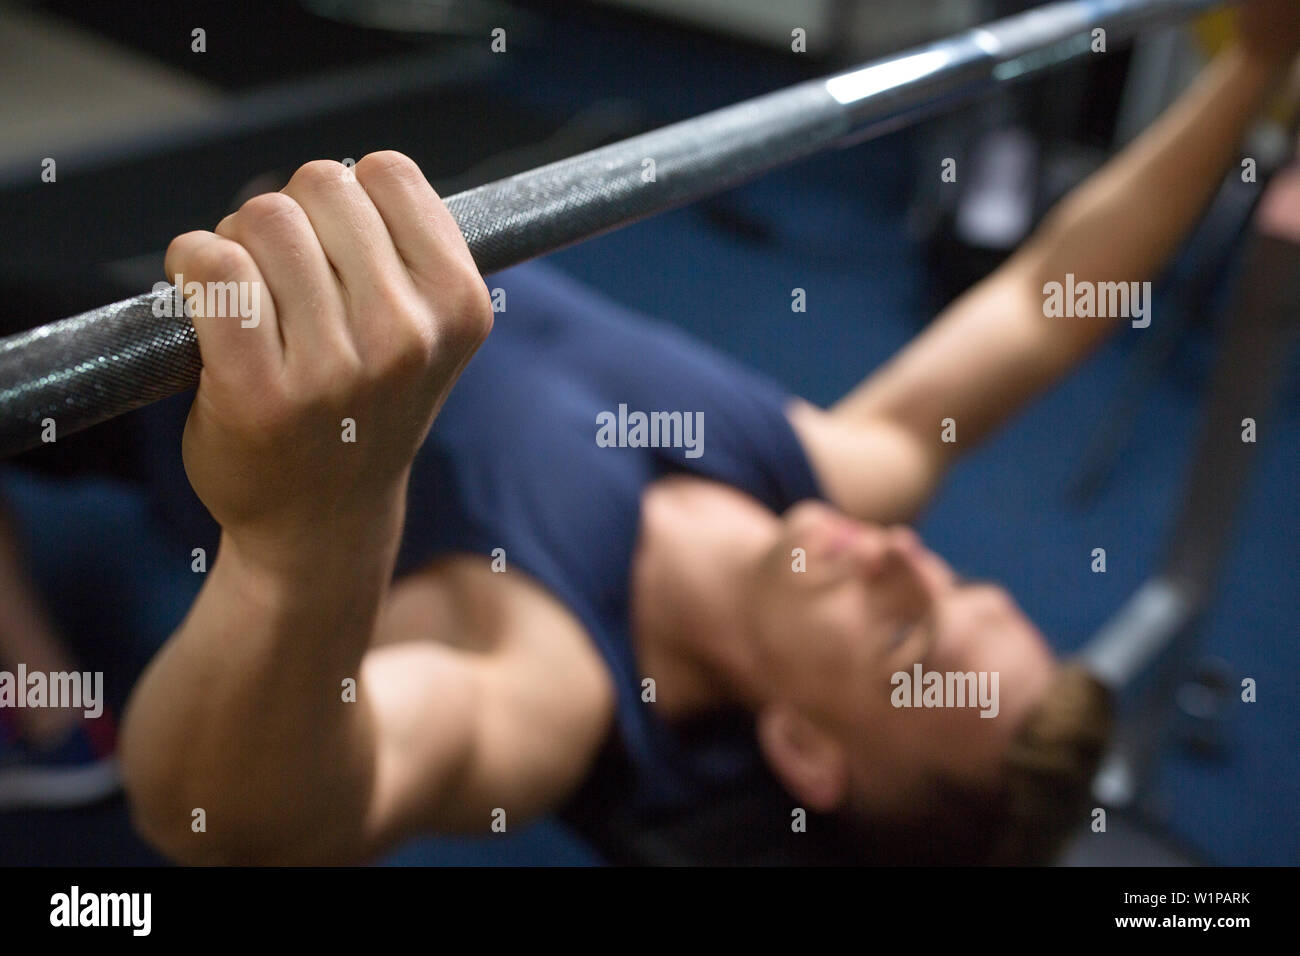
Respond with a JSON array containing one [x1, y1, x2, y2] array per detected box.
[[839, 523, 891, 569], [869, 527, 952, 599]]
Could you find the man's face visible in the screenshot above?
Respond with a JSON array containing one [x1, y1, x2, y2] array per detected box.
[[750, 500, 1057, 813]]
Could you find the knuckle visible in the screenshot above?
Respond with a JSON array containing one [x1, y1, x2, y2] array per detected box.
[[313, 373, 364, 413], [354, 150, 424, 187], [372, 289, 437, 376], [189, 239, 250, 282], [309, 335, 366, 392], [439, 272, 494, 349], [378, 342, 429, 383], [235, 192, 304, 235], [164, 231, 208, 274], [291, 159, 350, 192], [368, 281, 420, 323]]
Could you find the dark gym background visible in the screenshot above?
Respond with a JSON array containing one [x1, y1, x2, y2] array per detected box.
[[0, 0, 1295, 865]]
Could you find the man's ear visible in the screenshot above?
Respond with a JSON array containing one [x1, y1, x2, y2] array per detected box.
[[756, 705, 848, 812]]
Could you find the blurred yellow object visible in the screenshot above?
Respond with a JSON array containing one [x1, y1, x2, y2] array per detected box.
[[1194, 6, 1297, 126], [1192, 8, 1236, 55]]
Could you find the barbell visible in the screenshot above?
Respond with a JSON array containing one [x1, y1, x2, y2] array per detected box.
[[0, 0, 1223, 457]]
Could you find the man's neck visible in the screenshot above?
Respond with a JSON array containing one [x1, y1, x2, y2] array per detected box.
[[630, 477, 777, 720]]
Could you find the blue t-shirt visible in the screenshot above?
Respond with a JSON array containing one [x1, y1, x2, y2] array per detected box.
[[394, 262, 824, 823]]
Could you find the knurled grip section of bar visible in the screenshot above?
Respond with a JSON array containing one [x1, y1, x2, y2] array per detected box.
[[0, 82, 848, 457], [0, 293, 201, 454]]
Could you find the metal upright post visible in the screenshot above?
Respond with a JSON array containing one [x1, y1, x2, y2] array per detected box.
[[1080, 170, 1300, 816]]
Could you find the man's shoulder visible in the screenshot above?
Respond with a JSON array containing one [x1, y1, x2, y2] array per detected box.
[[384, 553, 617, 722]]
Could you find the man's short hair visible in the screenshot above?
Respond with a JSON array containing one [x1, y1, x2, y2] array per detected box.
[[833, 662, 1114, 864]]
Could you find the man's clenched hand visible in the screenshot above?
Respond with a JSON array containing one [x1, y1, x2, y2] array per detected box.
[[165, 151, 492, 566]]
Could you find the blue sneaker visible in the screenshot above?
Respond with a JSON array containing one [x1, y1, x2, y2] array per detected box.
[[0, 714, 121, 810]]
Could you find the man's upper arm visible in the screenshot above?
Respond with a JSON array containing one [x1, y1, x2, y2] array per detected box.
[[355, 564, 615, 858]]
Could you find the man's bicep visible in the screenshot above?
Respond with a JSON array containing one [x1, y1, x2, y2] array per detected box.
[[358, 641, 487, 852], [355, 584, 614, 857]]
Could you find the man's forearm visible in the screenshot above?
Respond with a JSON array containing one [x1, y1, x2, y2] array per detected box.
[[119, 486, 407, 864], [120, 147, 495, 863], [836, 41, 1287, 457], [1018, 41, 1286, 333]]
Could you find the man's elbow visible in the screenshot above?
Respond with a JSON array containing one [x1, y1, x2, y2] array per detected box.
[[120, 733, 361, 866], [120, 762, 264, 865], [123, 783, 365, 866]]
